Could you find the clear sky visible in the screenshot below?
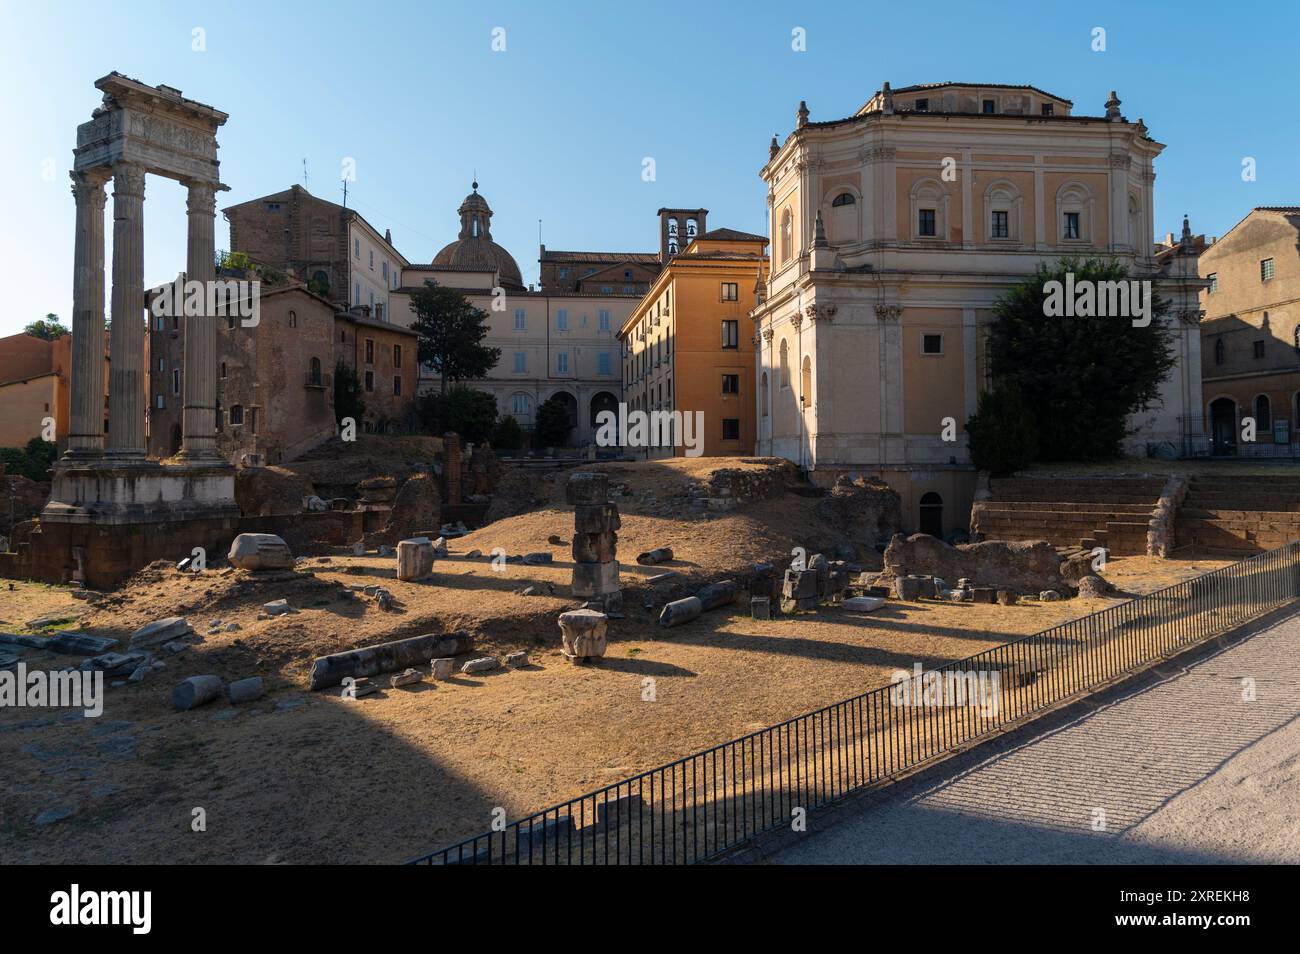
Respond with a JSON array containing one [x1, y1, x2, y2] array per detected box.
[[1, 0, 1295, 337]]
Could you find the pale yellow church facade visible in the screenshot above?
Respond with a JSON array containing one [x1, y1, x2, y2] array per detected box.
[[750, 83, 1205, 536]]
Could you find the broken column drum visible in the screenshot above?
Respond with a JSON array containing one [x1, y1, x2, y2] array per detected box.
[[567, 472, 621, 611]]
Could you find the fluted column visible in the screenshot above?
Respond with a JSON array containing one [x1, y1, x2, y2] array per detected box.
[[107, 162, 146, 459], [66, 170, 109, 458], [179, 180, 219, 458]]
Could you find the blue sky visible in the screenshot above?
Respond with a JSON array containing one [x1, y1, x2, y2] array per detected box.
[[1, 0, 1295, 337]]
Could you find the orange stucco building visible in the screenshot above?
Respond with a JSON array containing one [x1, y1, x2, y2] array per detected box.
[[619, 228, 768, 457]]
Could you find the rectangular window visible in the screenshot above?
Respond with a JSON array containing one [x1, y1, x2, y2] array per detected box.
[[722, 373, 739, 394], [393, 375, 402, 395], [918, 209, 936, 237], [393, 344, 402, 368], [558, 267, 569, 280], [922, 333, 943, 355], [354, 283, 360, 305], [364, 370, 374, 392], [915, 98, 929, 112], [155, 394, 165, 410], [721, 282, 739, 302], [1254, 340, 1266, 359], [1063, 212, 1080, 239], [991, 210, 1009, 238], [1261, 258, 1276, 281], [172, 368, 180, 394], [354, 238, 360, 258], [382, 262, 388, 280], [722, 418, 740, 440], [157, 357, 165, 372], [1207, 273, 1218, 294], [557, 352, 569, 374], [1041, 103, 1054, 116], [514, 352, 526, 373], [598, 309, 610, 332], [598, 352, 611, 375], [982, 99, 995, 114], [365, 339, 374, 364], [721, 320, 739, 349], [557, 309, 568, 331], [514, 308, 526, 330]]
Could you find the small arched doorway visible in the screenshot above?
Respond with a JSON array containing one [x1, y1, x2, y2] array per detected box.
[[1209, 397, 1237, 456], [919, 492, 944, 538], [590, 391, 619, 429]]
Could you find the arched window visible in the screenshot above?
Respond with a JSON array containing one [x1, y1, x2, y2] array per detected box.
[[780, 208, 793, 264], [220, 361, 227, 379], [801, 355, 812, 407], [1055, 181, 1095, 243], [909, 178, 948, 240], [831, 193, 855, 207], [288, 310, 297, 328], [1255, 394, 1272, 430], [309, 356, 321, 385], [229, 404, 244, 425], [779, 339, 790, 388], [826, 188, 861, 245], [983, 179, 1023, 242], [760, 372, 769, 417], [1214, 339, 1225, 365]]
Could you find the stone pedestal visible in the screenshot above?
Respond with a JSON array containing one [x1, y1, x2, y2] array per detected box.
[[396, 538, 434, 581], [558, 608, 608, 663], [43, 458, 237, 526]]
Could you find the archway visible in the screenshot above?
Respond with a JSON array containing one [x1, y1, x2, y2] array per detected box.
[[550, 391, 578, 446], [1209, 397, 1236, 456], [590, 391, 619, 430], [919, 492, 944, 538]]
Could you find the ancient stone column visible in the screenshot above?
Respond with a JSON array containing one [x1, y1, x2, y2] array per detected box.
[[179, 180, 220, 459], [107, 162, 147, 459], [568, 471, 621, 612], [66, 170, 108, 458]]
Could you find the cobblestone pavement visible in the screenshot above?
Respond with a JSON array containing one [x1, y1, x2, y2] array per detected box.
[[770, 610, 1300, 864]]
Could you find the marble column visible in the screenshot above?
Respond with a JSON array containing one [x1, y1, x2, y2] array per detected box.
[[66, 170, 108, 457], [179, 180, 219, 459], [107, 162, 146, 459]]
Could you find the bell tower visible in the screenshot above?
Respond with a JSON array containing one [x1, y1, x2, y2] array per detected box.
[[657, 207, 708, 262]]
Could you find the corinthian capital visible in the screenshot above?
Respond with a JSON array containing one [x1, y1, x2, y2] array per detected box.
[[762, 327, 775, 343], [185, 180, 218, 216], [806, 303, 838, 323], [70, 170, 108, 209], [874, 303, 902, 321], [111, 161, 146, 198]]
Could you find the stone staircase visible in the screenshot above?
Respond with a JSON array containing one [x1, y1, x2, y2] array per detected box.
[[1174, 476, 1300, 553], [973, 478, 1165, 556]]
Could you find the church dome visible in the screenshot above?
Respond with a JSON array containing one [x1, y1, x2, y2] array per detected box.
[[431, 182, 524, 289]]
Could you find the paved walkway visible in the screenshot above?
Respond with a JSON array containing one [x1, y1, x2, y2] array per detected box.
[[771, 609, 1300, 864]]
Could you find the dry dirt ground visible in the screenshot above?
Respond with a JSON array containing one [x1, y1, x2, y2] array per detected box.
[[0, 459, 1233, 864]]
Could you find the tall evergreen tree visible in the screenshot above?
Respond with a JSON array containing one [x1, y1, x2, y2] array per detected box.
[[409, 280, 501, 394]]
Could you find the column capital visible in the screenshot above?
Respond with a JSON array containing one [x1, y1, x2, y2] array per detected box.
[[111, 161, 146, 198], [874, 303, 902, 322], [183, 179, 219, 216], [69, 169, 109, 207]]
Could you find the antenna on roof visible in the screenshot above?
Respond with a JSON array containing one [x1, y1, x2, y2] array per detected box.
[[341, 178, 348, 210], [302, 158, 308, 185]]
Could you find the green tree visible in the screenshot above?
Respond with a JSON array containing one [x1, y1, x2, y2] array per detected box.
[[0, 438, 59, 481], [333, 361, 366, 425], [416, 386, 498, 444], [491, 414, 525, 450], [24, 313, 67, 341], [965, 383, 1039, 476], [534, 394, 573, 448], [409, 280, 501, 394], [986, 258, 1176, 461]]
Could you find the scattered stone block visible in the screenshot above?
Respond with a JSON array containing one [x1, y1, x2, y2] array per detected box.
[[347, 677, 378, 698], [842, 596, 885, 613], [971, 587, 997, 604], [559, 608, 608, 661], [432, 658, 456, 680], [751, 596, 771, 620], [128, 617, 193, 649], [696, 579, 739, 611], [571, 560, 619, 598], [263, 599, 293, 617], [1077, 575, 1116, 598], [505, 651, 530, 667], [47, 631, 119, 656], [461, 656, 499, 674], [1039, 590, 1062, 602], [396, 538, 435, 581], [34, 805, 77, 826], [390, 669, 423, 688], [547, 535, 566, 546], [228, 676, 266, 704], [941, 589, 966, 602], [522, 552, 553, 565], [636, 547, 674, 565], [996, 590, 1017, 606], [172, 675, 223, 711], [895, 576, 922, 601], [565, 471, 609, 505], [647, 571, 678, 585], [228, 533, 294, 571]]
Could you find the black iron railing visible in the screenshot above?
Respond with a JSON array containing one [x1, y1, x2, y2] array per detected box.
[[409, 542, 1300, 865]]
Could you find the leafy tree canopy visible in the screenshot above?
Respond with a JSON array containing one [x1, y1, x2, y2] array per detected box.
[[410, 280, 501, 394]]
